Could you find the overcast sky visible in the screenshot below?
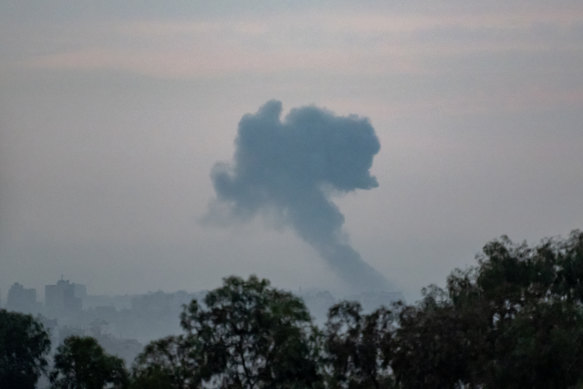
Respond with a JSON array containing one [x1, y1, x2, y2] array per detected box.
[[1, 1, 582, 301]]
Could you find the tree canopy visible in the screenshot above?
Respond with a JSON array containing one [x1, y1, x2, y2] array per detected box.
[[323, 301, 396, 389], [133, 231, 583, 388], [0, 309, 51, 389], [134, 275, 321, 388], [3, 230, 583, 388], [50, 335, 129, 389], [131, 335, 198, 389], [392, 230, 583, 388]]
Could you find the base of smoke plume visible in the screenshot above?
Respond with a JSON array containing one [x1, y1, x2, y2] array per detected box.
[[314, 241, 392, 293]]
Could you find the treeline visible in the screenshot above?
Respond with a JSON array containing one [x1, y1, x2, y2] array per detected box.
[[2, 230, 583, 388]]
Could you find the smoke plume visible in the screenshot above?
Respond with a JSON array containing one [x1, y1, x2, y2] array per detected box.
[[208, 100, 390, 292]]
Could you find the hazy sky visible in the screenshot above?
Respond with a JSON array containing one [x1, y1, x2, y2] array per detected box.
[[1, 1, 582, 301]]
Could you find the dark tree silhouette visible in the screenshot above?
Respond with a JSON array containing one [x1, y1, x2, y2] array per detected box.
[[50, 336, 129, 389], [131, 230, 583, 388], [134, 275, 321, 388], [393, 230, 583, 388], [131, 335, 199, 389], [0, 309, 50, 389], [323, 301, 396, 389]]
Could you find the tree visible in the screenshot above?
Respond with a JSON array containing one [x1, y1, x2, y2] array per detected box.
[[392, 286, 481, 388], [323, 301, 396, 389], [467, 230, 583, 388], [182, 275, 321, 388], [391, 230, 583, 388], [131, 335, 201, 389], [127, 230, 583, 388], [135, 275, 322, 388], [50, 336, 129, 389], [0, 309, 51, 389]]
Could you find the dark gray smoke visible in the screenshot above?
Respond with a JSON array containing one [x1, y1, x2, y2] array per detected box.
[[209, 100, 390, 292]]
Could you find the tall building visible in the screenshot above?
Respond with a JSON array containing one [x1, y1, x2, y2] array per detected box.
[[45, 279, 84, 316], [6, 282, 38, 314]]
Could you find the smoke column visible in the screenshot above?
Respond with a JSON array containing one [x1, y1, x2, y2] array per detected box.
[[208, 100, 390, 292]]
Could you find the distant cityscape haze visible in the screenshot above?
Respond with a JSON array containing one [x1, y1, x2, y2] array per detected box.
[[1, 276, 402, 366]]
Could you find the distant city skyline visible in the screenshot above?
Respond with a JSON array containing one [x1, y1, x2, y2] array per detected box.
[[0, 275, 401, 358]]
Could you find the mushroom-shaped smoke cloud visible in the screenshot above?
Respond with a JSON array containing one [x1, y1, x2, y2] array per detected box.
[[209, 100, 390, 292]]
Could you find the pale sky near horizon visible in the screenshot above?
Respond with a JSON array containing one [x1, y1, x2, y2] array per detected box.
[[1, 1, 582, 301]]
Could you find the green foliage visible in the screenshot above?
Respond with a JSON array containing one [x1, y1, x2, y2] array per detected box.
[[126, 229, 583, 388], [6, 231, 583, 388], [323, 301, 396, 389], [0, 309, 51, 389], [392, 229, 583, 388], [392, 286, 481, 388], [50, 336, 129, 389], [131, 335, 200, 388], [468, 230, 583, 388], [134, 275, 321, 388]]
